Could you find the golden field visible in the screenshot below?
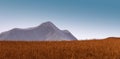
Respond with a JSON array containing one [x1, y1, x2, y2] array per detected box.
[[0, 37, 120, 59]]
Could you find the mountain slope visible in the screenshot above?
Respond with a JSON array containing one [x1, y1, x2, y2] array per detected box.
[[0, 21, 77, 41]]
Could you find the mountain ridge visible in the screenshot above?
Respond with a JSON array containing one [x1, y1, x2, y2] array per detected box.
[[0, 21, 77, 41]]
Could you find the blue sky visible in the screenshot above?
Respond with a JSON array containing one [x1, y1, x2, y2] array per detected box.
[[0, 0, 120, 39]]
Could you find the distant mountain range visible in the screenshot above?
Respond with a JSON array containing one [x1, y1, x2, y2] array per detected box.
[[0, 21, 77, 41]]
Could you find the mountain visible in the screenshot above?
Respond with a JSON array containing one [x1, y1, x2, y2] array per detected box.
[[0, 21, 77, 41]]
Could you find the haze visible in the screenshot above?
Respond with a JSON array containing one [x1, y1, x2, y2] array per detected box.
[[0, 0, 120, 39]]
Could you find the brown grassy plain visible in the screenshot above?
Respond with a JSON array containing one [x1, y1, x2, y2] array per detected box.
[[0, 37, 120, 59]]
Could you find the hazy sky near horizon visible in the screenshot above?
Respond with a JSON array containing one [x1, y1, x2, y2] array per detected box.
[[0, 0, 120, 39]]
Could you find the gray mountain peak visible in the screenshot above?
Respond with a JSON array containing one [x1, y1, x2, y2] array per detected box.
[[37, 21, 60, 31], [0, 21, 77, 41]]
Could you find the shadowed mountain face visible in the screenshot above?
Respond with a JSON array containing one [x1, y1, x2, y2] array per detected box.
[[0, 21, 77, 41]]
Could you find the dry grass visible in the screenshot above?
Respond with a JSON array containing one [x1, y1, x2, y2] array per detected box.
[[0, 37, 120, 59]]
